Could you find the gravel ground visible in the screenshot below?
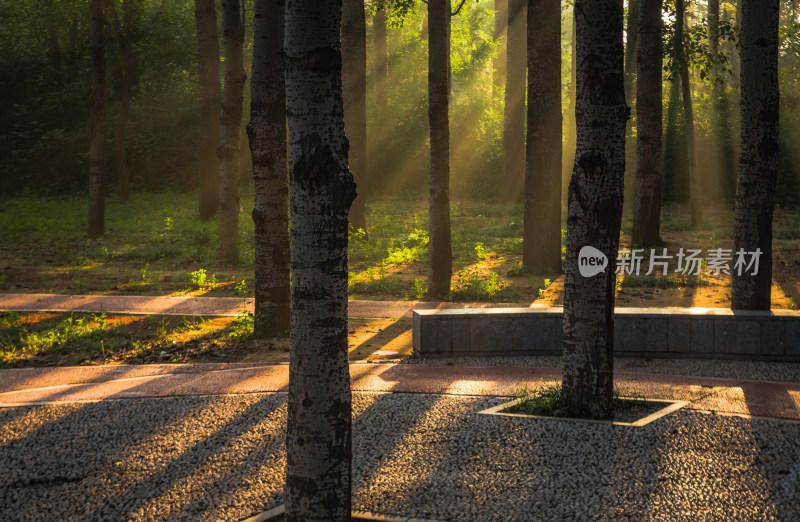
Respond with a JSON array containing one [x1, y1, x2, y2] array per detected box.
[[2, 392, 800, 521], [402, 355, 800, 383]]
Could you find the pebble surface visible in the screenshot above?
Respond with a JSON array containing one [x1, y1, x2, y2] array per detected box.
[[2, 392, 799, 521], [402, 355, 800, 383]]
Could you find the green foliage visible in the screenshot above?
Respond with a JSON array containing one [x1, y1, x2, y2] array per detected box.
[[503, 383, 647, 418], [190, 269, 217, 291], [0, 0, 201, 194], [227, 313, 254, 341], [349, 274, 409, 296], [662, 0, 737, 83], [621, 274, 710, 288], [450, 267, 516, 301]]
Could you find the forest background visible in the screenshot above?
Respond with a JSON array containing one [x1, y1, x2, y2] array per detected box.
[[2, 0, 800, 311]]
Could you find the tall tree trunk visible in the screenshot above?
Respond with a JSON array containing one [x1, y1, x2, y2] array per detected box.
[[632, 0, 663, 246], [427, 0, 452, 299], [500, 0, 526, 202], [114, 0, 138, 203], [373, 7, 388, 107], [88, 0, 107, 238], [562, 0, 628, 420], [730, 0, 741, 91], [623, 0, 639, 102], [523, 0, 561, 273], [195, 0, 222, 220], [342, 0, 367, 233], [563, 12, 576, 207], [284, 0, 356, 518], [218, 0, 245, 265], [248, 0, 290, 338], [708, 0, 737, 205], [675, 0, 701, 227], [732, 0, 779, 310], [622, 0, 639, 214], [493, 0, 508, 96]]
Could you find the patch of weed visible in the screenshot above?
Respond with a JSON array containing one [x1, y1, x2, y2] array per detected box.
[[503, 383, 647, 418], [450, 268, 517, 301]]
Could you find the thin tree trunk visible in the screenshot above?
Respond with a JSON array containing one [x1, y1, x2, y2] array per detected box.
[[732, 0, 779, 310], [373, 7, 388, 107], [88, 0, 107, 238], [676, 0, 701, 227], [218, 0, 245, 265], [500, 0, 526, 202], [731, 0, 741, 91], [523, 0, 561, 273], [342, 0, 367, 232], [622, 0, 638, 214], [563, 12, 576, 208], [427, 0, 452, 299], [284, 0, 356, 518], [248, 0, 290, 338], [493, 0, 508, 96], [195, 0, 222, 220], [623, 0, 639, 102], [114, 0, 138, 202], [632, 0, 663, 246], [562, 0, 628, 420]]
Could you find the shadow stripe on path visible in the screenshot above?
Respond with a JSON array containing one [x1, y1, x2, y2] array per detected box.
[[1, 363, 798, 421]]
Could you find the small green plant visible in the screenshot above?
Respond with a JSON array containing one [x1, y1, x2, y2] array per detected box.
[[506, 262, 529, 277], [543, 278, 551, 288], [475, 242, 487, 260], [234, 280, 248, 296], [413, 278, 427, 299], [190, 268, 217, 290], [228, 313, 254, 341]]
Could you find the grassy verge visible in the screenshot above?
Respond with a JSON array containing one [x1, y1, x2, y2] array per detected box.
[[0, 311, 258, 368]]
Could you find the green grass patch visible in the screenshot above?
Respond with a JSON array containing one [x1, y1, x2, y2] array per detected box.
[[450, 268, 518, 301], [620, 274, 710, 288], [503, 383, 647, 419]]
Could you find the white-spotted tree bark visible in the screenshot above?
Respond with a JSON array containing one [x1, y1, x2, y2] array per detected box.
[[632, 0, 663, 246], [427, 0, 452, 299], [195, 0, 221, 220], [562, 0, 628, 419], [217, 0, 245, 264], [500, 0, 526, 202], [342, 0, 367, 232], [284, 0, 356, 518], [248, 0, 290, 337], [732, 0, 779, 310], [523, 0, 561, 273], [89, 0, 107, 238]]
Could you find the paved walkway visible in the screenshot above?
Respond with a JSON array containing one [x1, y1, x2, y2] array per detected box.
[[0, 292, 524, 318], [0, 293, 799, 421], [0, 362, 798, 421]]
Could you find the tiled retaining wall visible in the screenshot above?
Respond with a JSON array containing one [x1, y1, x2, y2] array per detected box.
[[412, 307, 800, 361]]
